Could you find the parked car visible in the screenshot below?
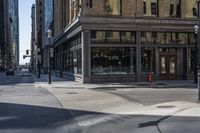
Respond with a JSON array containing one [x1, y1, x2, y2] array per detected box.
[[6, 69, 14, 76]]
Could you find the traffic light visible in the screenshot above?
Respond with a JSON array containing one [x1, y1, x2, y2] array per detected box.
[[26, 50, 29, 55]]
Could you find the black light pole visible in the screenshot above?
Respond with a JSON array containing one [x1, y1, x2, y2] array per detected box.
[[194, 24, 198, 84], [47, 29, 52, 84], [196, 0, 200, 101]]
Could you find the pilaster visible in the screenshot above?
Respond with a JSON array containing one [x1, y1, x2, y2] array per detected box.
[[81, 30, 91, 83]]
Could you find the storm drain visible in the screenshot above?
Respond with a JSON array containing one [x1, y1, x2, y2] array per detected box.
[[157, 105, 176, 108]]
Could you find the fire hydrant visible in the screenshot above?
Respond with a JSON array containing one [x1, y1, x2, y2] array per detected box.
[[147, 73, 152, 83]]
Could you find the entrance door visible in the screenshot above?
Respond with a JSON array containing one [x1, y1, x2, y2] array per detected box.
[[160, 54, 177, 80]]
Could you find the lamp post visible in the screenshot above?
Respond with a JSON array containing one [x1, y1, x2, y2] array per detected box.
[[196, 0, 200, 101], [47, 29, 52, 84], [37, 48, 41, 78], [194, 24, 199, 85]]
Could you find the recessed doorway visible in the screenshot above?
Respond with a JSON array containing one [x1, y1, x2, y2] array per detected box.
[[160, 54, 177, 80]]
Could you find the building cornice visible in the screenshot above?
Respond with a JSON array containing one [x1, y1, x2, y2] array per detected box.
[[52, 16, 199, 46]]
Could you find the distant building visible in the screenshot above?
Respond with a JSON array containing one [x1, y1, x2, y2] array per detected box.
[[30, 4, 36, 73], [51, 0, 199, 83]]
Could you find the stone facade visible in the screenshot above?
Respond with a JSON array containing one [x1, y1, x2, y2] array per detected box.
[[52, 0, 199, 83]]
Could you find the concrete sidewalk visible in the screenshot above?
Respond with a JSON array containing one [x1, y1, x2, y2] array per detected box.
[[35, 74, 197, 89], [34, 74, 200, 133]]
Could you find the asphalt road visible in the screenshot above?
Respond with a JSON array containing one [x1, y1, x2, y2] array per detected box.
[[0, 71, 199, 133], [0, 71, 81, 133]]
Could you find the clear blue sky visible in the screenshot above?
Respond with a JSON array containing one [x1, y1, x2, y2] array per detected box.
[[19, 0, 35, 65]]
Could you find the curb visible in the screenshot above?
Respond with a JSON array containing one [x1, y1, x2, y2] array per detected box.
[[87, 84, 197, 90]]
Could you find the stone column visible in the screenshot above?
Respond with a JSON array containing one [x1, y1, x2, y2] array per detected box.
[[81, 30, 91, 83]]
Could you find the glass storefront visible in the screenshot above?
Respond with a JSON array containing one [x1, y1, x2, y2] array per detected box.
[[91, 31, 136, 44], [91, 47, 136, 75], [189, 48, 195, 74], [55, 34, 82, 75], [141, 48, 155, 73], [141, 32, 194, 45]]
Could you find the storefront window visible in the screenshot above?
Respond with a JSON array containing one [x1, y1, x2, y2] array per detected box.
[[121, 32, 136, 44], [171, 33, 188, 44], [157, 32, 171, 45], [91, 31, 105, 43], [91, 31, 136, 44], [142, 32, 192, 45], [141, 32, 151, 45], [91, 47, 136, 75], [189, 48, 195, 74], [62, 34, 82, 74], [106, 31, 120, 43], [188, 33, 195, 45], [104, 0, 121, 15], [141, 48, 155, 73]]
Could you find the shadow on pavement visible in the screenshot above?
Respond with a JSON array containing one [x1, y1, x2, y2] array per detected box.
[[0, 102, 200, 133]]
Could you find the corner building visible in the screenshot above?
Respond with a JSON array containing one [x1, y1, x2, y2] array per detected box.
[[53, 0, 199, 83]]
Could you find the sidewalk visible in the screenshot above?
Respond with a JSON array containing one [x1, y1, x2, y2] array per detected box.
[[34, 74, 200, 133], [34, 74, 197, 89]]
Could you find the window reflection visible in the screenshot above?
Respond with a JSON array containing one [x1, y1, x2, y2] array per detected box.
[[106, 31, 120, 43], [170, 0, 181, 17], [141, 32, 193, 45], [62, 35, 82, 74], [141, 48, 155, 73], [105, 0, 121, 15], [189, 48, 195, 74], [143, 0, 158, 16], [186, 0, 198, 18], [91, 47, 136, 75], [91, 31, 136, 44]]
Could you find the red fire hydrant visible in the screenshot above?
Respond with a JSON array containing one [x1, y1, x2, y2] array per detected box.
[[147, 73, 152, 83]]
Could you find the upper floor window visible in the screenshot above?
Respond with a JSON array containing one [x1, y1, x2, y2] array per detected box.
[[105, 0, 121, 15], [143, 0, 158, 16], [170, 0, 181, 17], [87, 0, 93, 8], [151, 0, 157, 15], [186, 0, 198, 18]]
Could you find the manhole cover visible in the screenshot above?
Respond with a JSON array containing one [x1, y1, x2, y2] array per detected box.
[[65, 92, 78, 94], [156, 83, 167, 85], [157, 105, 176, 108]]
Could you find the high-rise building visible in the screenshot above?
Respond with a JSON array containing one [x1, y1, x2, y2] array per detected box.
[[8, 0, 19, 68], [51, 0, 198, 83], [0, 0, 15, 71], [42, 0, 53, 73], [35, 0, 43, 76]]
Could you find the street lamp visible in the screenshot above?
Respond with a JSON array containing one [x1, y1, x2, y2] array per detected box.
[[47, 29, 52, 84], [194, 24, 199, 84], [197, 0, 200, 18], [37, 48, 41, 78]]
